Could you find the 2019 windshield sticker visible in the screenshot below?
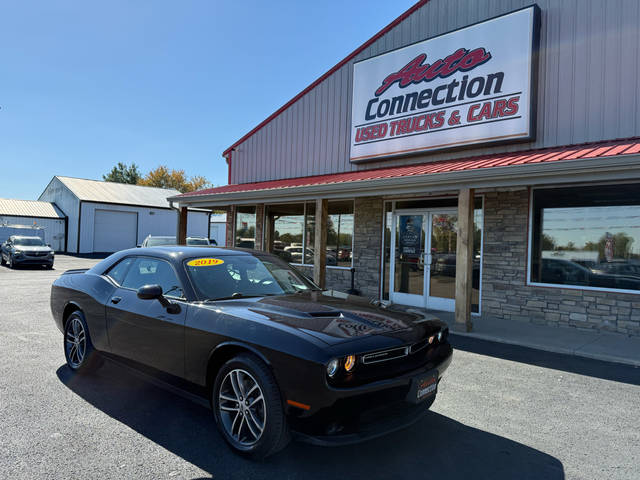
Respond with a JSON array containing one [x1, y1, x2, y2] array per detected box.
[[187, 258, 225, 267]]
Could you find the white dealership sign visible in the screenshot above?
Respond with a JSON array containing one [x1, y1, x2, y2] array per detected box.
[[349, 6, 539, 163]]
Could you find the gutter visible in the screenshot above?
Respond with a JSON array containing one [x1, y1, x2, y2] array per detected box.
[[168, 154, 640, 207]]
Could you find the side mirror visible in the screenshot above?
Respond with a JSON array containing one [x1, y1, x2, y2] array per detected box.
[[47, 244, 51, 248], [137, 284, 163, 300], [136, 284, 181, 314]]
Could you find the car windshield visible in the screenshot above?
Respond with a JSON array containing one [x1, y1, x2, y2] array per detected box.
[[13, 237, 45, 246], [185, 254, 317, 300], [146, 237, 176, 247], [187, 238, 209, 246]]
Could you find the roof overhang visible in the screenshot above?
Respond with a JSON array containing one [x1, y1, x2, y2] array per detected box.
[[169, 154, 640, 207]]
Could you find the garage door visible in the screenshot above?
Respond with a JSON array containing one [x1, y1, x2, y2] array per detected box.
[[93, 210, 137, 252]]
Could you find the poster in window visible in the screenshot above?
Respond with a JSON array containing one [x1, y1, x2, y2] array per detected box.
[[399, 215, 423, 257]]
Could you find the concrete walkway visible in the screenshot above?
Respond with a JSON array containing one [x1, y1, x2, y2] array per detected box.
[[420, 309, 640, 367]]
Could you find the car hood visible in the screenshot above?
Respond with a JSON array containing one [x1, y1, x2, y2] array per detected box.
[[213, 290, 446, 346]]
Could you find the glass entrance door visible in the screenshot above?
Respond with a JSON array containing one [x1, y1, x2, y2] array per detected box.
[[427, 211, 458, 311], [389, 210, 458, 311]]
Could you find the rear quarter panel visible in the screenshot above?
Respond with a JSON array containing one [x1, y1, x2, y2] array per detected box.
[[51, 272, 118, 352]]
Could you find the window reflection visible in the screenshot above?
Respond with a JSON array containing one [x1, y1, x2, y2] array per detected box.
[[235, 206, 256, 248], [532, 185, 640, 291]]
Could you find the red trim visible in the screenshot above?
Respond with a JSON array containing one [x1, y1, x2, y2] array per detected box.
[[222, 0, 431, 159], [178, 137, 640, 199]]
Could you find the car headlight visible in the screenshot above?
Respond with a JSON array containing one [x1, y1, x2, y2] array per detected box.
[[344, 354, 356, 372], [14, 250, 23, 255], [326, 358, 339, 377]]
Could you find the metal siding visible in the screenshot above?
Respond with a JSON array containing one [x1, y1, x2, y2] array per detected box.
[[0, 199, 64, 218], [38, 176, 79, 252], [0, 216, 66, 251], [231, 0, 640, 184], [78, 203, 210, 253]]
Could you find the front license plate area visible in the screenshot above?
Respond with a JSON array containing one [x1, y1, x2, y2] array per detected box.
[[407, 372, 437, 404]]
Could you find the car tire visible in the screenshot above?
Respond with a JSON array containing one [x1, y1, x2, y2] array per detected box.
[[212, 353, 290, 459], [0, 255, 5, 266], [63, 311, 102, 374]]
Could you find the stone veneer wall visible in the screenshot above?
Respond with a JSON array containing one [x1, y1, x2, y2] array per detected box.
[[482, 189, 640, 336]]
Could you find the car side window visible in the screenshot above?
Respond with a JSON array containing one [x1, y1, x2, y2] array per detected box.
[[121, 257, 185, 299], [106, 257, 134, 285]]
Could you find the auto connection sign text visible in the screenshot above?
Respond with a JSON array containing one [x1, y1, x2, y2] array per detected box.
[[349, 6, 539, 163]]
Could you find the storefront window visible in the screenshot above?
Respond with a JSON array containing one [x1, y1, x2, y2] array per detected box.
[[327, 201, 354, 268], [235, 206, 256, 248], [266, 204, 304, 263], [266, 201, 351, 267], [531, 184, 640, 292]]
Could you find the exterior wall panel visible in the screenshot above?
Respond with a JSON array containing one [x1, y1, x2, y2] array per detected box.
[[38, 176, 80, 253], [0, 216, 66, 251], [230, 0, 640, 185], [78, 203, 209, 253]]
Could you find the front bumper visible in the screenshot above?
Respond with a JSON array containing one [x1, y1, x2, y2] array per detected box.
[[13, 255, 54, 266], [290, 345, 452, 445]]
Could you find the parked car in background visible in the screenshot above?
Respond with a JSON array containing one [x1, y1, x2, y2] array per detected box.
[[50, 247, 452, 459], [1, 235, 54, 269], [139, 235, 211, 247]]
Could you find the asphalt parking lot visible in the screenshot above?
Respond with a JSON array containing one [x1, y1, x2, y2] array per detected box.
[[1, 255, 639, 480]]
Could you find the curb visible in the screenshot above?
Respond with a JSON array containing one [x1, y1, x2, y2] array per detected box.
[[450, 331, 640, 368]]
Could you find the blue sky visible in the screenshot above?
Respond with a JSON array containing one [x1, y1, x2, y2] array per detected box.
[[0, 0, 415, 200]]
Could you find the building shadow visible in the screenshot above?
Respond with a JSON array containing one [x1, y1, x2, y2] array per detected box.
[[57, 362, 564, 480], [450, 334, 640, 386]]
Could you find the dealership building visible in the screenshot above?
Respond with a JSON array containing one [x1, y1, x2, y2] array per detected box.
[[171, 0, 640, 336]]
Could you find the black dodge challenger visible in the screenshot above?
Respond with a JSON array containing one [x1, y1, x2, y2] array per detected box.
[[51, 247, 452, 458]]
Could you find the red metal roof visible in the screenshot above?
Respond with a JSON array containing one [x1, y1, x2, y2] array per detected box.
[[222, 0, 432, 158], [179, 138, 640, 198]]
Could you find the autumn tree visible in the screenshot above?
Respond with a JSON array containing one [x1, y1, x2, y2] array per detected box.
[[103, 162, 141, 184], [137, 166, 212, 193]]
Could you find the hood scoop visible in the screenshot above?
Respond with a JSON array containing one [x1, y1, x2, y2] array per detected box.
[[307, 311, 343, 318]]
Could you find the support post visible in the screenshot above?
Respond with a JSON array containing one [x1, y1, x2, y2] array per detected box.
[[254, 204, 265, 250], [225, 205, 235, 247], [264, 210, 275, 253], [454, 188, 474, 332], [313, 198, 328, 288], [177, 207, 188, 246]]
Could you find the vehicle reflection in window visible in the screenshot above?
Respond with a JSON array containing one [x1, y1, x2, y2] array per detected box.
[[532, 186, 640, 292]]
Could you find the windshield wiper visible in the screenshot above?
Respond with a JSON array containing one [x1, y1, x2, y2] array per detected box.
[[205, 293, 277, 302]]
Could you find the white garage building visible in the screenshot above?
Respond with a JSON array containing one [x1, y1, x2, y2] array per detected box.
[[0, 198, 67, 251], [39, 176, 209, 253]]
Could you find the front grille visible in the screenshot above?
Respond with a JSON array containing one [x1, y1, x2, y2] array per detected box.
[[361, 346, 409, 364], [27, 252, 49, 257]]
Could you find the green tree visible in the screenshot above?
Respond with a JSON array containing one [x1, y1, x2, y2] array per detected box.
[[103, 162, 141, 184]]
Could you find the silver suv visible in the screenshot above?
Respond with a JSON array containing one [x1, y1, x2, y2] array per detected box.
[[1, 236, 55, 269]]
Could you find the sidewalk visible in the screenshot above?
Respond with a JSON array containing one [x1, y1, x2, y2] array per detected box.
[[420, 309, 640, 367]]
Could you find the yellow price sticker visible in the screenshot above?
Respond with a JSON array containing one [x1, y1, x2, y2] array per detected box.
[[187, 258, 225, 267]]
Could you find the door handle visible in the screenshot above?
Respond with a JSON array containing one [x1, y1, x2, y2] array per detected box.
[[111, 296, 122, 304]]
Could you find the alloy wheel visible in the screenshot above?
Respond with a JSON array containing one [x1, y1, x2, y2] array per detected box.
[[218, 368, 266, 447], [65, 316, 86, 368]]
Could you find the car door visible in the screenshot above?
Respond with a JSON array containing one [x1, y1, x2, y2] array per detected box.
[[105, 256, 187, 377]]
